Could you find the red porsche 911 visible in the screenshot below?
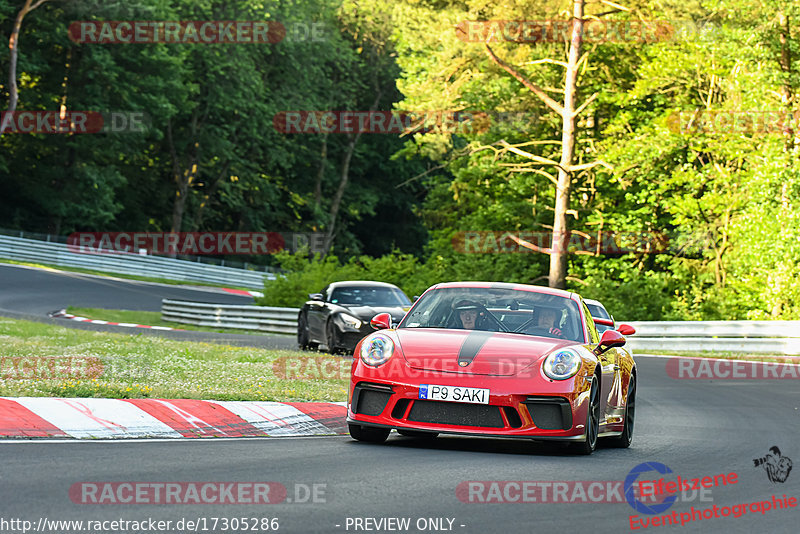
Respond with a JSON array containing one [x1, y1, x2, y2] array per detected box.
[[347, 282, 637, 454]]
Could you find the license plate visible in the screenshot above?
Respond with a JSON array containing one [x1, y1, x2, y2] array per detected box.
[[419, 384, 489, 404]]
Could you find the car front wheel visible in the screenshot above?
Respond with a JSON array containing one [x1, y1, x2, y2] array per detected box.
[[297, 314, 317, 350], [349, 423, 390, 443], [572, 375, 600, 455], [326, 320, 341, 354]]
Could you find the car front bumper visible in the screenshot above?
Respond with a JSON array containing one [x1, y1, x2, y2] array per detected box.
[[348, 363, 594, 440]]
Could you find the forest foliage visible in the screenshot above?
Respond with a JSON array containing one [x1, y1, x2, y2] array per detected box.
[[2, 0, 799, 319]]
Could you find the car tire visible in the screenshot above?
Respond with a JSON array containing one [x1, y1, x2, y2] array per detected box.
[[297, 314, 317, 351], [397, 429, 439, 439], [572, 375, 600, 455], [348, 423, 390, 443], [326, 320, 341, 354], [606, 375, 635, 448]]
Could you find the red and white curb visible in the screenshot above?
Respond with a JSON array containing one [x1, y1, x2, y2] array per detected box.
[[0, 397, 347, 439], [221, 288, 263, 298], [49, 309, 180, 331]]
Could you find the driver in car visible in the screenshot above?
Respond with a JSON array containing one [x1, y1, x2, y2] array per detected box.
[[537, 307, 566, 339], [453, 300, 490, 331]]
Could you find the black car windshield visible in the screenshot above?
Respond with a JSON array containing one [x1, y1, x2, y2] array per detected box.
[[586, 303, 610, 320], [329, 286, 411, 307], [398, 286, 585, 342]]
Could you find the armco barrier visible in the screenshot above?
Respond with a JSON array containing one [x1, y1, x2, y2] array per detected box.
[[623, 321, 800, 355], [158, 300, 800, 355], [0, 234, 274, 290], [162, 299, 298, 335]]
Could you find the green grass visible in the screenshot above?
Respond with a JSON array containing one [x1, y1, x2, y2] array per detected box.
[[66, 306, 265, 336], [638, 350, 798, 363], [0, 258, 264, 292], [0, 318, 349, 402]]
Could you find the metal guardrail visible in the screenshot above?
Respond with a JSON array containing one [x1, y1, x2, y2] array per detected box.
[[159, 300, 800, 354], [162, 299, 298, 335], [623, 321, 800, 355], [0, 234, 274, 290]]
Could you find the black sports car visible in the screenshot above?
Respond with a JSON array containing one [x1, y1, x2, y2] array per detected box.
[[297, 281, 412, 353]]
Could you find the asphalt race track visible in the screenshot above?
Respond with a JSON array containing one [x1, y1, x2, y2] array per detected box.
[[1, 357, 797, 533], [0, 264, 297, 349], [1, 264, 798, 533]]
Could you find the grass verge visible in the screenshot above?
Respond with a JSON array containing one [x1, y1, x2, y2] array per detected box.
[[0, 317, 348, 402], [66, 306, 264, 336]]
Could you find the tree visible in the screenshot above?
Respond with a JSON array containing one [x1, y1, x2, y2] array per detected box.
[[1, 0, 49, 133]]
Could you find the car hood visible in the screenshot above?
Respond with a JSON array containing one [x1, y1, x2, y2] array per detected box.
[[395, 328, 576, 376], [343, 305, 408, 323]]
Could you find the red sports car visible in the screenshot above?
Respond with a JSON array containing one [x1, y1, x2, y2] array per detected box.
[[347, 282, 637, 454]]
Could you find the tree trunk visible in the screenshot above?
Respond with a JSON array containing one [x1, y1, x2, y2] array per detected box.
[[314, 135, 328, 209], [548, 0, 584, 289], [1, 0, 48, 133], [191, 161, 230, 231], [322, 133, 359, 255], [320, 79, 385, 255], [167, 115, 200, 235]]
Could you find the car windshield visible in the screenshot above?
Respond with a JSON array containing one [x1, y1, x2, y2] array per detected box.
[[398, 287, 585, 342], [329, 286, 411, 307]]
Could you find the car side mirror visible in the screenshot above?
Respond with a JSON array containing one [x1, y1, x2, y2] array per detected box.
[[309, 293, 323, 301], [617, 324, 636, 336], [413, 295, 420, 302], [370, 313, 392, 330], [594, 317, 614, 329], [594, 329, 626, 355]]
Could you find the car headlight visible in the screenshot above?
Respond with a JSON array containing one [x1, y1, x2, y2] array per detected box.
[[360, 334, 394, 367], [542, 349, 582, 380], [340, 313, 362, 329]]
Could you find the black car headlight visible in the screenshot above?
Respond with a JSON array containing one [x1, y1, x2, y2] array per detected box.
[[542, 348, 582, 380], [339, 313, 363, 329]]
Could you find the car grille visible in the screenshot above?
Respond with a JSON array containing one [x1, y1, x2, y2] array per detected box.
[[407, 400, 505, 428], [522, 396, 572, 430], [352, 383, 393, 416]]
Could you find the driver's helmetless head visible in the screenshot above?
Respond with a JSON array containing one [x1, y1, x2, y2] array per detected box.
[[459, 309, 478, 329], [453, 300, 480, 329]]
